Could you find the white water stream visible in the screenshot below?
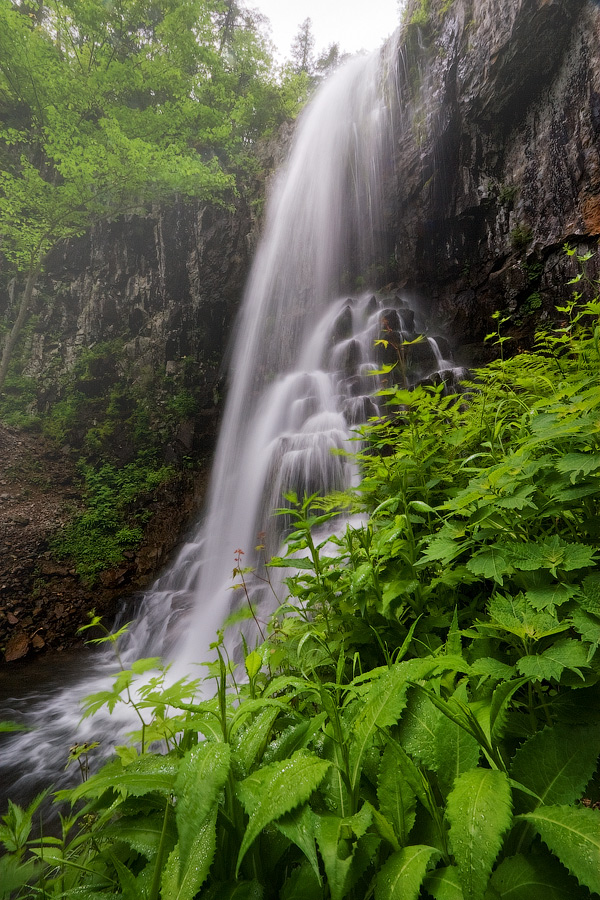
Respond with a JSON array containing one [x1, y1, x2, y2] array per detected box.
[[1, 37, 460, 798]]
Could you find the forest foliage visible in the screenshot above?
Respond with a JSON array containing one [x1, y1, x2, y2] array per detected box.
[[0, 0, 316, 391], [1, 249, 600, 898]]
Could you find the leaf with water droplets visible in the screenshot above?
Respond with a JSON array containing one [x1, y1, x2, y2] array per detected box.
[[65, 753, 178, 802], [236, 750, 330, 876], [377, 744, 417, 846], [276, 804, 321, 884], [175, 743, 230, 879], [374, 844, 439, 900], [510, 724, 600, 813], [348, 657, 435, 793], [104, 813, 174, 860], [446, 768, 512, 900], [490, 850, 590, 899], [423, 865, 464, 900], [519, 805, 600, 895], [231, 705, 280, 777], [161, 807, 217, 900], [314, 806, 374, 900]]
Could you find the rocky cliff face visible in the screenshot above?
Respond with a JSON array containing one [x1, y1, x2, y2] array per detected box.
[[0, 194, 256, 661], [389, 0, 600, 359], [34, 198, 253, 449]]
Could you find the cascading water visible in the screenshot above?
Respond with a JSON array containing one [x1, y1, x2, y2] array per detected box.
[[0, 36, 462, 799]]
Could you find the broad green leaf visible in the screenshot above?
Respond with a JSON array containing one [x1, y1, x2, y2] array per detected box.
[[269, 556, 314, 569], [175, 743, 230, 878], [420, 534, 467, 566], [377, 744, 417, 845], [314, 806, 373, 900], [446, 608, 462, 657], [580, 573, 600, 615], [348, 658, 435, 792], [487, 595, 568, 641], [510, 724, 600, 812], [555, 452, 600, 482], [504, 537, 596, 576], [495, 483, 537, 510], [0, 856, 38, 900], [371, 807, 402, 852], [112, 855, 146, 900], [236, 751, 330, 875], [375, 844, 439, 900], [105, 813, 174, 860], [232, 705, 280, 776], [447, 768, 512, 900], [263, 713, 327, 765], [398, 686, 480, 792], [525, 583, 578, 612], [397, 689, 439, 770], [280, 861, 323, 900], [276, 805, 321, 884], [517, 638, 589, 682], [520, 805, 600, 895], [466, 548, 510, 584], [489, 677, 530, 744], [471, 658, 515, 682], [423, 865, 465, 900], [490, 851, 590, 899], [130, 656, 162, 675], [383, 737, 431, 810], [244, 650, 263, 680], [434, 686, 481, 793], [161, 807, 217, 900], [570, 608, 600, 662], [64, 754, 178, 802]]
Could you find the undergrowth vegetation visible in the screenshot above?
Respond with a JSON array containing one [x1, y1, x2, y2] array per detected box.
[[0, 333, 205, 581], [2, 249, 600, 898], [51, 458, 176, 582]]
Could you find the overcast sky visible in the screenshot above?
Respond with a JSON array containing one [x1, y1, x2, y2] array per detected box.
[[252, 0, 401, 61]]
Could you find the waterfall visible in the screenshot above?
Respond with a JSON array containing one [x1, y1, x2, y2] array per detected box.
[[121, 43, 403, 668], [0, 35, 459, 797]]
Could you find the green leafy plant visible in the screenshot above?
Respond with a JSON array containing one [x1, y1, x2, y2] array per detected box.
[[51, 457, 175, 581]]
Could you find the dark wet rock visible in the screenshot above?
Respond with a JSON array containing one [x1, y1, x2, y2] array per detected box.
[[389, 0, 600, 354]]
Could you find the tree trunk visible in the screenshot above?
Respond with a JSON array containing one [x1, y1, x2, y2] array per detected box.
[[0, 257, 43, 393]]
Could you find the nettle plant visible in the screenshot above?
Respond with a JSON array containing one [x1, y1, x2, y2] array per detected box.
[[2, 249, 600, 899]]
